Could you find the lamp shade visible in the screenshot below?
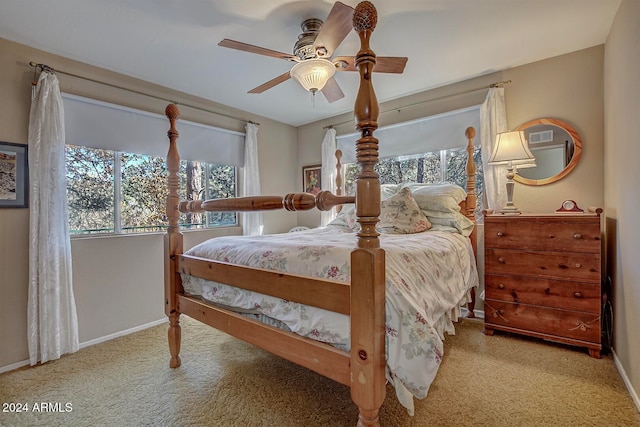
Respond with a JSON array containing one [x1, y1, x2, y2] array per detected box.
[[290, 58, 336, 93], [488, 130, 536, 166]]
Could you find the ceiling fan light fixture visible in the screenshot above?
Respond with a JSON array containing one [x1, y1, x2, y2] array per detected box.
[[290, 58, 336, 93]]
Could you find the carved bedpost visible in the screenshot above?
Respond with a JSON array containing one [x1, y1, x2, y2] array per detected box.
[[464, 127, 477, 224], [335, 149, 343, 213], [464, 126, 477, 318], [350, 3, 385, 427], [165, 103, 183, 368]]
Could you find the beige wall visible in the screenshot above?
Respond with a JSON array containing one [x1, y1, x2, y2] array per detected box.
[[604, 0, 640, 409], [0, 38, 298, 370]]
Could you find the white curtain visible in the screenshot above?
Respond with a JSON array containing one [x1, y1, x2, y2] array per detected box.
[[320, 127, 337, 226], [28, 71, 79, 365], [481, 87, 509, 212], [242, 122, 263, 235]]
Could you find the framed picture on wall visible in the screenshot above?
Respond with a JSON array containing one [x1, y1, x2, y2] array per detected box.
[[0, 141, 29, 208], [302, 164, 321, 196]]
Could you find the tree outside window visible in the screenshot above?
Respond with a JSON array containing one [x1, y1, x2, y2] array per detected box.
[[66, 145, 237, 235]]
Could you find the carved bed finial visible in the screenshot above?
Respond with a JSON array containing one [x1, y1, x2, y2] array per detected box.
[[353, 1, 377, 32], [165, 103, 180, 120], [465, 126, 476, 139]]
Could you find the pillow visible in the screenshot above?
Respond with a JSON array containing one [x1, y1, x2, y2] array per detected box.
[[401, 183, 467, 213], [330, 184, 400, 231], [377, 187, 431, 234], [401, 182, 467, 203], [422, 209, 475, 237], [380, 183, 399, 200], [327, 204, 358, 231]]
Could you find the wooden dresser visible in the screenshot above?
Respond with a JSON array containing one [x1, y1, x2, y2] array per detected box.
[[483, 212, 603, 358]]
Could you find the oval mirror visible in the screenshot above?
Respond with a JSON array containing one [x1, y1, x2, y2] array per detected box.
[[513, 118, 582, 186]]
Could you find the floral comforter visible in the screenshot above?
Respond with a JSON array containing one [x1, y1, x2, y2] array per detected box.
[[181, 225, 478, 414]]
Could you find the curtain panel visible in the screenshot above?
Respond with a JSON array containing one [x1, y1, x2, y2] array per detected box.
[[480, 87, 508, 212], [28, 71, 79, 365], [242, 122, 263, 236]]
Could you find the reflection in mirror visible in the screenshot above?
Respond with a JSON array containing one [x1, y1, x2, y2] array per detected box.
[[514, 118, 581, 186]]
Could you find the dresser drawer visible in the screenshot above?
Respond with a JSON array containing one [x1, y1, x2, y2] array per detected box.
[[485, 218, 601, 253], [485, 248, 600, 282], [484, 299, 601, 344], [485, 274, 600, 313]]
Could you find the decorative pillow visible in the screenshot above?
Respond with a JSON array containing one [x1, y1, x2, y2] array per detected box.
[[377, 187, 431, 234], [401, 183, 467, 213]]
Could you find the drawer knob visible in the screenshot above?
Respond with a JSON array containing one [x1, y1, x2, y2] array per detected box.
[[498, 257, 505, 263], [498, 283, 505, 289], [576, 263, 581, 268], [496, 231, 504, 237], [573, 233, 583, 239], [574, 292, 583, 298]]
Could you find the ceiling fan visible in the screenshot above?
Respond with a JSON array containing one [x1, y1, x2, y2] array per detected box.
[[218, 1, 408, 103]]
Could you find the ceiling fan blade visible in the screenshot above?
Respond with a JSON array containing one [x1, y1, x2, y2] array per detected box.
[[312, 2, 354, 58], [375, 57, 408, 73], [219, 39, 297, 62], [321, 77, 345, 103], [248, 72, 291, 94], [334, 56, 408, 73]]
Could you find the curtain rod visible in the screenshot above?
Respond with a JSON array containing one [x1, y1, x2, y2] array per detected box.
[[323, 80, 511, 129], [29, 62, 260, 126]]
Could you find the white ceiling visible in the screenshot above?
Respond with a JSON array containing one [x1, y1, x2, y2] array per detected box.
[[0, 0, 621, 127]]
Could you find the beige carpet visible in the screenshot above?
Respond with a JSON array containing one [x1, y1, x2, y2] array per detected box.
[[1, 317, 638, 427]]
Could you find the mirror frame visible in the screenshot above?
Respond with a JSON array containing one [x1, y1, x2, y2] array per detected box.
[[513, 118, 582, 186]]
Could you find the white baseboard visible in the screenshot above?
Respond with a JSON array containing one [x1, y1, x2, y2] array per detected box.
[[461, 307, 485, 319], [79, 318, 167, 349], [0, 318, 167, 375], [0, 359, 30, 375], [613, 349, 640, 413]]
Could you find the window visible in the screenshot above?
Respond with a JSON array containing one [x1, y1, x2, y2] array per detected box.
[[66, 145, 237, 235], [343, 146, 484, 219], [61, 93, 245, 236]]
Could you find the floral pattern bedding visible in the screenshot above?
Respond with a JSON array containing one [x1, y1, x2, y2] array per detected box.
[[181, 225, 478, 415]]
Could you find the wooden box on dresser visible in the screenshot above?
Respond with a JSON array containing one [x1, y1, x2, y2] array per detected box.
[[483, 210, 603, 358]]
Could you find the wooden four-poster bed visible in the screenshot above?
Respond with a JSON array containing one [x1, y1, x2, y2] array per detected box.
[[164, 2, 479, 426]]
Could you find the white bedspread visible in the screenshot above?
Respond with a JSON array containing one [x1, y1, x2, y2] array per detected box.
[[181, 225, 478, 414]]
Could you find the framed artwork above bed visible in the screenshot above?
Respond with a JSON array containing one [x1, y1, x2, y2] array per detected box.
[[0, 141, 29, 208], [302, 164, 321, 195]]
